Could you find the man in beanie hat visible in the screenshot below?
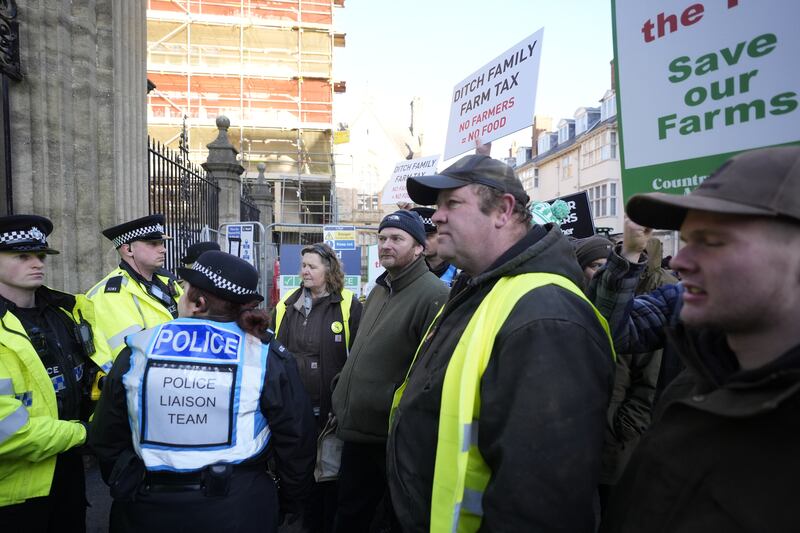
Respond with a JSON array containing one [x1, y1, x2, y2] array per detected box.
[[0, 215, 113, 531], [89, 250, 316, 532], [387, 155, 615, 532], [86, 214, 183, 359], [573, 234, 614, 283], [331, 210, 448, 532], [410, 207, 459, 287], [593, 145, 800, 532]]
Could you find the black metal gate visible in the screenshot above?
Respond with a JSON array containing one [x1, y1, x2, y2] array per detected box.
[[240, 185, 261, 223], [148, 137, 219, 272]]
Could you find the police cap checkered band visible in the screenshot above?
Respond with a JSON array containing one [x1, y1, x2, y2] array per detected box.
[[0, 214, 59, 254], [111, 224, 165, 248], [176, 250, 264, 304], [102, 214, 171, 247], [410, 207, 437, 233], [191, 261, 258, 296], [0, 227, 47, 246]]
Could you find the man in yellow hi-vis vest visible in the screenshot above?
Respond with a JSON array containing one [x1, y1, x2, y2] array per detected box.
[[0, 215, 112, 532], [86, 214, 182, 359], [387, 155, 615, 533]]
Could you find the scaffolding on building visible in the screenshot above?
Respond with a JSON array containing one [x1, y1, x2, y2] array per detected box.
[[146, 0, 345, 233]]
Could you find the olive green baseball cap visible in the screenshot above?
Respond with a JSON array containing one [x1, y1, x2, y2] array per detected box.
[[627, 146, 800, 230]]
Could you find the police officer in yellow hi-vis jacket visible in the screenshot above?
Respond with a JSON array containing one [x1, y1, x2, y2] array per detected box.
[[0, 215, 113, 533], [86, 214, 182, 359]]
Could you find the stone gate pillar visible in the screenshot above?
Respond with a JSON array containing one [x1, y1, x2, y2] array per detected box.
[[203, 116, 244, 228], [250, 162, 274, 244]]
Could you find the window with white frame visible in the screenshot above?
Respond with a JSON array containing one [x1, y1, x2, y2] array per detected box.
[[357, 193, 379, 211], [575, 112, 588, 135], [538, 134, 551, 154], [518, 167, 536, 192], [588, 181, 618, 218], [558, 124, 570, 144], [534, 168, 539, 189], [559, 155, 574, 180], [581, 130, 617, 168], [601, 131, 617, 160], [601, 93, 617, 121]]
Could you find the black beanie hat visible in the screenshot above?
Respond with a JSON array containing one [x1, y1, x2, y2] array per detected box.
[[379, 210, 427, 247], [573, 235, 613, 269]]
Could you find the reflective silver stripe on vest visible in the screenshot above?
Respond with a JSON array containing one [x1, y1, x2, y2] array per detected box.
[[108, 325, 143, 352], [451, 503, 461, 533], [462, 420, 479, 452], [131, 295, 148, 328], [462, 487, 484, 516], [0, 405, 29, 443], [0, 378, 13, 396]]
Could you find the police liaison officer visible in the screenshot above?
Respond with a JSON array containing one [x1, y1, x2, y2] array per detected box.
[[0, 215, 113, 533], [89, 250, 316, 533], [86, 214, 183, 359]]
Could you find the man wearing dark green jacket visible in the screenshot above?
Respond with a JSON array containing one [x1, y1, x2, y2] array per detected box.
[[331, 210, 448, 533]]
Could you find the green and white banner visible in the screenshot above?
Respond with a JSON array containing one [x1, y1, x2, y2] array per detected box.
[[612, 0, 800, 201]]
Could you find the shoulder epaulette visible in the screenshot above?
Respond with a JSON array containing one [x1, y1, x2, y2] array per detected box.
[[104, 276, 124, 293]]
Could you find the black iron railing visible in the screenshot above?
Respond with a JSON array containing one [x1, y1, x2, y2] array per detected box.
[[240, 186, 261, 223], [148, 137, 219, 272]]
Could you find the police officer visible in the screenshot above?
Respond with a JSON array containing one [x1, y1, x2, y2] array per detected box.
[[89, 251, 316, 533], [86, 214, 182, 359], [410, 207, 458, 287], [180, 241, 220, 268], [0, 215, 113, 532]]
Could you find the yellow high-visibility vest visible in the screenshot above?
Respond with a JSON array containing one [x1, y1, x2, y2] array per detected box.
[[86, 269, 182, 359], [275, 288, 354, 353], [392, 273, 615, 533], [1, 293, 112, 506]]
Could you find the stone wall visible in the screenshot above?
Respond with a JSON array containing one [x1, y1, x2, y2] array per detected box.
[[11, 0, 147, 293]]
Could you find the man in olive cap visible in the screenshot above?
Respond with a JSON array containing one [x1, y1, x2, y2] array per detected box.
[[596, 146, 800, 532], [86, 214, 182, 359]]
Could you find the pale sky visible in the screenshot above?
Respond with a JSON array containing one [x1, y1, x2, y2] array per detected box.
[[333, 0, 615, 166]]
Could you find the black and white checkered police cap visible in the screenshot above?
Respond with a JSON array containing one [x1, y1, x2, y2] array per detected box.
[[177, 250, 263, 304], [102, 214, 171, 248], [0, 214, 60, 254]]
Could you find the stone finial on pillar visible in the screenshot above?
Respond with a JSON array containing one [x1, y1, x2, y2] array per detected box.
[[202, 115, 245, 226], [250, 162, 274, 243]]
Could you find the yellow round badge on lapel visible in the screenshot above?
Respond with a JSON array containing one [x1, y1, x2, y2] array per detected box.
[[331, 321, 343, 334]]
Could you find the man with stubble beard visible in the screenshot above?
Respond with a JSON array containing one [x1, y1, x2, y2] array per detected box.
[[331, 210, 448, 533]]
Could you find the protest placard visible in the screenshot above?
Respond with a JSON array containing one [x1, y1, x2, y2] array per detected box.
[[546, 191, 595, 239], [381, 155, 440, 205], [613, 0, 799, 201], [444, 28, 544, 160]]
